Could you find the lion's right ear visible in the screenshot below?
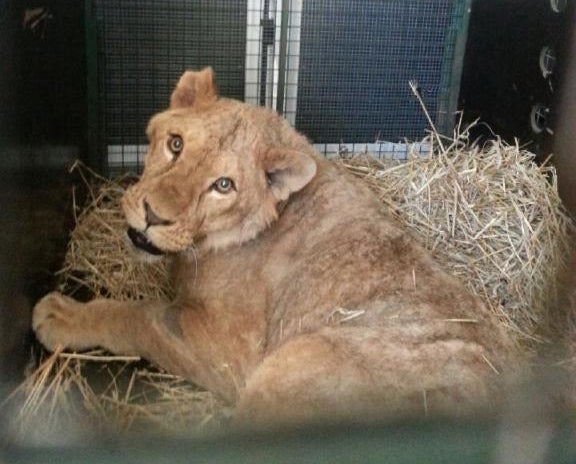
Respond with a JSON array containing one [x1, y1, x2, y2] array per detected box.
[[170, 68, 218, 110], [261, 148, 317, 202]]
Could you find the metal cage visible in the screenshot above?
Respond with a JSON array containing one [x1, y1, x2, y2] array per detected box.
[[86, 0, 471, 173]]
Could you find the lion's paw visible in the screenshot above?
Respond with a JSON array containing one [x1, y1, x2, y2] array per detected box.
[[32, 292, 86, 351]]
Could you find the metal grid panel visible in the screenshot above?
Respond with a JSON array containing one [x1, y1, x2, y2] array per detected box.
[[294, 0, 460, 146], [89, 0, 468, 171], [92, 0, 247, 171]]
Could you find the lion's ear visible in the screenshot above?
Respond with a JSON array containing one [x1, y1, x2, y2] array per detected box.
[[170, 67, 218, 109], [261, 148, 317, 202]]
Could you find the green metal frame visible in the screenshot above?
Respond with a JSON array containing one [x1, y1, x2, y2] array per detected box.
[[4, 419, 576, 463], [85, 0, 106, 175], [436, 0, 473, 136]]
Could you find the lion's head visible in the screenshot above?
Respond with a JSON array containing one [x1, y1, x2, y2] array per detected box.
[[122, 68, 317, 255]]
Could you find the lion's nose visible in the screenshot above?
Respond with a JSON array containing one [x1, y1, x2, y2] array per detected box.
[[144, 200, 173, 227]]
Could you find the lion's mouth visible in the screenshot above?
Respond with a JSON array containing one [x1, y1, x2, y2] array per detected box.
[[127, 227, 165, 256]]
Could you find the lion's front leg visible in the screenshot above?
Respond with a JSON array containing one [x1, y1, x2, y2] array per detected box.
[[32, 291, 240, 402], [32, 291, 166, 355]]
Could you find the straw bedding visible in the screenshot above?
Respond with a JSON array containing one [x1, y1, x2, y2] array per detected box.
[[3, 127, 574, 441]]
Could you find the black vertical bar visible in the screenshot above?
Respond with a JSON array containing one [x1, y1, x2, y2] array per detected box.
[[85, 0, 105, 174], [259, 0, 270, 106], [276, 0, 290, 115]]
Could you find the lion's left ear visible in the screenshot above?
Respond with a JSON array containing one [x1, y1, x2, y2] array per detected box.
[[170, 67, 218, 109], [261, 148, 317, 202]]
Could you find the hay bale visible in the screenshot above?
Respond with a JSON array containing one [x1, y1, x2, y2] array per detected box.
[[3, 130, 574, 439]]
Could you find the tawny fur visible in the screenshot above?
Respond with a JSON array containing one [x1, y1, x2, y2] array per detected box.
[[33, 68, 517, 427]]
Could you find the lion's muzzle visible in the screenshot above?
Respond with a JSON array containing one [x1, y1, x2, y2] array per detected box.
[[127, 227, 165, 256]]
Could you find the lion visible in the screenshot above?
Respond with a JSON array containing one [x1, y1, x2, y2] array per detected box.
[[33, 68, 517, 426]]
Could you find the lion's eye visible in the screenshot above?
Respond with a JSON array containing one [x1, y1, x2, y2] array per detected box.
[[168, 135, 184, 157], [212, 177, 235, 194]]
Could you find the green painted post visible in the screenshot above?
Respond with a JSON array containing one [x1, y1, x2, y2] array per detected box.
[[436, 0, 473, 137], [84, 0, 106, 175]]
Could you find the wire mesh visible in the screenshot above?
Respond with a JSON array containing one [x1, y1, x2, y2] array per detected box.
[[88, 0, 468, 172], [92, 0, 247, 172], [295, 0, 458, 144]]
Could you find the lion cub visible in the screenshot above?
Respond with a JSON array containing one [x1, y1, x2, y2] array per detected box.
[[34, 68, 515, 426]]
